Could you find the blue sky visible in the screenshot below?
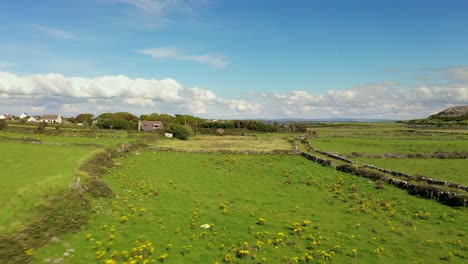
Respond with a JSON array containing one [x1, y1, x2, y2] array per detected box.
[[0, 0, 467, 119]]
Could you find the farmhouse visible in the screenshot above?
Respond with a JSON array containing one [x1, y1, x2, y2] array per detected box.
[[138, 121, 164, 132], [41, 114, 63, 124], [27, 116, 41, 122], [0, 114, 13, 120]]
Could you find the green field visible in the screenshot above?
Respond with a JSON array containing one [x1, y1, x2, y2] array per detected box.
[[357, 158, 468, 185], [310, 137, 468, 155], [0, 130, 134, 148], [0, 141, 95, 232], [0, 123, 466, 263], [306, 123, 468, 185], [34, 151, 467, 263], [154, 134, 294, 151]]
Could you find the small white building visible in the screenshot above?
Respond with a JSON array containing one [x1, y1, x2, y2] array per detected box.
[[0, 114, 13, 120], [27, 116, 41, 122], [19, 113, 29, 119], [41, 114, 63, 124]]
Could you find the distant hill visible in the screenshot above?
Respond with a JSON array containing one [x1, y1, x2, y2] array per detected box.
[[429, 105, 468, 121]]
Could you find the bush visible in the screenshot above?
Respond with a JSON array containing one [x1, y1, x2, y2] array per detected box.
[[85, 178, 114, 198], [80, 149, 116, 177], [166, 124, 193, 140], [0, 120, 7, 130], [0, 190, 91, 263], [36, 122, 48, 134]]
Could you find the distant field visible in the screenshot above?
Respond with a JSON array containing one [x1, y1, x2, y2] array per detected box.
[[154, 134, 294, 151], [0, 141, 95, 231], [310, 137, 468, 155], [35, 151, 467, 263], [307, 122, 467, 186], [309, 122, 468, 138], [357, 158, 468, 185], [0, 130, 136, 148]]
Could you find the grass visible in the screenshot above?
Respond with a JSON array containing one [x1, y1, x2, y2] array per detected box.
[[0, 141, 95, 232], [305, 122, 467, 185], [154, 134, 294, 151], [310, 137, 468, 155], [34, 151, 467, 263], [0, 130, 134, 148], [357, 158, 468, 185]]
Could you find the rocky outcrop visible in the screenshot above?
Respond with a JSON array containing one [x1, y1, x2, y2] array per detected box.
[[429, 105, 468, 120]]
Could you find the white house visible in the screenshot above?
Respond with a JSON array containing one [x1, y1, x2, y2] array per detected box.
[[19, 113, 29, 119], [27, 116, 41, 122], [41, 114, 63, 124], [0, 114, 13, 120]]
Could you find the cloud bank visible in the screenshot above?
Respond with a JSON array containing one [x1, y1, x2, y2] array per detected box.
[[0, 70, 466, 119]]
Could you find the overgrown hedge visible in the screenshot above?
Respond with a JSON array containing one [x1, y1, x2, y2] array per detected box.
[[0, 190, 91, 263]]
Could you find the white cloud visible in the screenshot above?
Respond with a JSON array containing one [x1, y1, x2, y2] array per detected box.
[[116, 0, 169, 16], [0, 72, 183, 101], [268, 81, 467, 119], [226, 100, 262, 114], [137, 48, 228, 68], [30, 24, 80, 40], [114, 0, 206, 16], [183, 100, 209, 114], [61, 104, 80, 113], [0, 68, 466, 119], [30, 106, 46, 113], [184, 54, 228, 69], [189, 87, 217, 101], [123, 97, 155, 107], [137, 48, 179, 59]]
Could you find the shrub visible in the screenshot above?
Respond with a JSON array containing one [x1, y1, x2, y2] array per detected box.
[[166, 124, 193, 140], [0, 119, 7, 130], [336, 164, 357, 174], [0, 190, 91, 263], [80, 149, 117, 177], [85, 178, 114, 198], [36, 122, 48, 134], [356, 167, 385, 180]]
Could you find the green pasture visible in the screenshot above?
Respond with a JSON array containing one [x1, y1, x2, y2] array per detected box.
[[357, 158, 468, 185], [309, 122, 468, 139], [0, 130, 137, 148], [154, 134, 294, 151], [35, 152, 467, 263], [310, 137, 468, 155], [0, 141, 95, 232]]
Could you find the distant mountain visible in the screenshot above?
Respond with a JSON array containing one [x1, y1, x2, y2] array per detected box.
[[429, 105, 468, 121]]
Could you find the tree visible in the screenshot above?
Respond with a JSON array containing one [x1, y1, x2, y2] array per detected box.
[[36, 122, 48, 134], [96, 112, 139, 130], [166, 124, 193, 140], [75, 113, 94, 126]]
